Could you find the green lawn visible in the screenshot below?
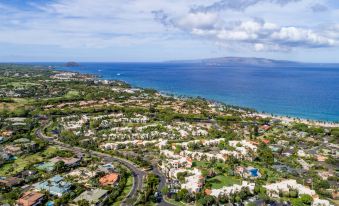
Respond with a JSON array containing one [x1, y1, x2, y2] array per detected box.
[[163, 197, 188, 206], [7, 82, 39, 88], [0, 146, 59, 176], [193, 161, 229, 170], [12, 98, 35, 104], [207, 175, 241, 189], [112, 175, 134, 206], [0, 98, 34, 112], [193, 161, 209, 167], [42, 146, 59, 156], [0, 153, 43, 176], [64, 90, 79, 98]]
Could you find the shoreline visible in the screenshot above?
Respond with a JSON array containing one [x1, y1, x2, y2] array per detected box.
[[248, 113, 339, 128], [55, 68, 339, 126], [127, 83, 339, 127], [143, 90, 339, 127]]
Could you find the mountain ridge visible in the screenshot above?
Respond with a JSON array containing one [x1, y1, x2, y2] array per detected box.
[[167, 57, 339, 67]]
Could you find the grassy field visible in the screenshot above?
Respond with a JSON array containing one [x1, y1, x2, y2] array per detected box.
[[163, 197, 188, 206], [0, 153, 43, 176], [0, 146, 58, 176], [42, 146, 59, 156], [64, 90, 80, 98], [193, 161, 229, 170], [193, 161, 209, 167], [207, 175, 241, 189], [6, 82, 39, 87], [112, 175, 134, 206], [39, 89, 80, 103], [0, 98, 34, 112], [193, 161, 241, 188]]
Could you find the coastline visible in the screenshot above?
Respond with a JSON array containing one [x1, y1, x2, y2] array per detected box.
[[115, 78, 339, 127], [55, 67, 339, 126], [248, 113, 339, 128], [130, 86, 339, 127]]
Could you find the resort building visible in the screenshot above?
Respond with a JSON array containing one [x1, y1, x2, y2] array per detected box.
[[264, 179, 316, 198], [312, 198, 332, 206], [235, 166, 261, 178], [181, 168, 205, 193], [205, 181, 255, 198], [100, 139, 159, 150]]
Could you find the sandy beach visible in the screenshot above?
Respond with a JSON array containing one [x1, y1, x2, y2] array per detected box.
[[249, 113, 339, 128]]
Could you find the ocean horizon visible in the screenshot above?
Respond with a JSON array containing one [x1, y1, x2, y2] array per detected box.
[[44, 62, 339, 122]]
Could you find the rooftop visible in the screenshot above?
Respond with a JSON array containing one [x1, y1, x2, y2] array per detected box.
[[33, 175, 71, 196], [73, 189, 108, 204], [17, 191, 44, 206], [99, 173, 119, 186]]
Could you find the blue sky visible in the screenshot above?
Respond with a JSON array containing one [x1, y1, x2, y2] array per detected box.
[[0, 0, 338, 62]]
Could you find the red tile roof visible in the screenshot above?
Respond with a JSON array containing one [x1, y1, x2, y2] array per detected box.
[[17, 191, 44, 206], [205, 189, 212, 195], [99, 173, 119, 186]]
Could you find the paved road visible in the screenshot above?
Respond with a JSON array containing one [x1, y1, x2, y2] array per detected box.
[[153, 165, 175, 206], [35, 128, 145, 205]]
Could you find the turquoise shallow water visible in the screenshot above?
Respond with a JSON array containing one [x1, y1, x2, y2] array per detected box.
[[52, 62, 339, 122]]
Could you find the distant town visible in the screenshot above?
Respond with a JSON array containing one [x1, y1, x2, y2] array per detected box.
[[0, 64, 337, 206]]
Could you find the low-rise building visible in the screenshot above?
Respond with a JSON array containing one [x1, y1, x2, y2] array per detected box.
[[264, 179, 316, 198], [35, 162, 55, 172], [312, 198, 332, 206], [33, 175, 71, 197], [17, 191, 44, 206], [97, 164, 115, 174], [205, 181, 255, 198], [4, 145, 22, 155], [73, 189, 109, 206], [99, 173, 119, 186], [235, 166, 261, 178], [181, 168, 204, 193], [67, 167, 96, 184], [49, 156, 81, 167], [0, 177, 23, 188]]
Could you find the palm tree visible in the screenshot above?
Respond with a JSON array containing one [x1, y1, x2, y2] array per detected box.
[[89, 164, 96, 178], [79, 168, 87, 181], [47, 180, 53, 196]]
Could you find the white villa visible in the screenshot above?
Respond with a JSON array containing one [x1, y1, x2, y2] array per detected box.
[[264, 179, 316, 198], [206, 181, 255, 198]]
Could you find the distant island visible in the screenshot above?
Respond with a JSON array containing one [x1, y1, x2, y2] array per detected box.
[[168, 57, 339, 67], [64, 61, 80, 67]]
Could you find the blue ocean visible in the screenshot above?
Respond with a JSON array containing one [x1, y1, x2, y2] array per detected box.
[[54, 63, 339, 122]]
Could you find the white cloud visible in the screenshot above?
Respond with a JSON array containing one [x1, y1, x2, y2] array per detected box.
[[254, 43, 265, 51], [191, 0, 301, 12], [271, 27, 336, 47], [177, 12, 218, 29], [217, 29, 258, 41], [153, 0, 339, 52], [0, 0, 338, 54], [254, 43, 289, 51]]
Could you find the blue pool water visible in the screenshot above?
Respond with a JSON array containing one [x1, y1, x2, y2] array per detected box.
[[51, 62, 339, 122]]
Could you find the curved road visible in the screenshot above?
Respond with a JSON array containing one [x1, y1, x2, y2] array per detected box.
[[153, 165, 175, 206], [35, 128, 145, 205]]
